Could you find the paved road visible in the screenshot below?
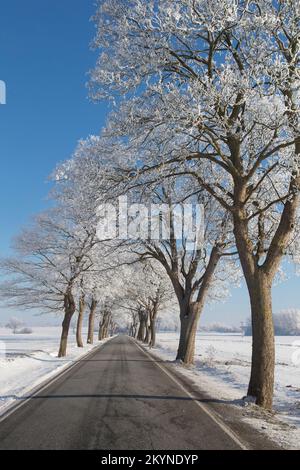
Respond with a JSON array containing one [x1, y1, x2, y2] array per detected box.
[[0, 336, 242, 450]]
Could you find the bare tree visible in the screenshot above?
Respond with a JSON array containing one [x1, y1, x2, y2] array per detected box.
[[5, 317, 24, 334]]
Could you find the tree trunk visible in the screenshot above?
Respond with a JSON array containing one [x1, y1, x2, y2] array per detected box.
[[58, 313, 73, 358], [98, 322, 103, 341], [172, 245, 221, 365], [149, 319, 156, 348], [99, 324, 106, 341], [58, 290, 76, 357], [176, 306, 195, 364], [76, 312, 84, 348], [137, 318, 146, 341], [149, 307, 158, 348], [176, 302, 202, 364], [176, 313, 189, 361], [99, 311, 111, 340], [246, 272, 275, 410], [76, 294, 85, 348], [233, 214, 276, 410], [87, 298, 97, 344], [144, 322, 150, 344], [183, 311, 200, 364], [103, 324, 108, 339], [132, 316, 138, 338], [149, 318, 156, 348]]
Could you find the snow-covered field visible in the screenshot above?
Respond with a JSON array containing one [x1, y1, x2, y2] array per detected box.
[[0, 327, 107, 416], [154, 332, 300, 449]]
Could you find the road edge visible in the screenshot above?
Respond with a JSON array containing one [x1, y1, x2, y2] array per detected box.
[[133, 338, 283, 451], [0, 335, 117, 424]]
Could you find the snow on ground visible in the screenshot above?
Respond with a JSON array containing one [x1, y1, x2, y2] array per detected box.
[[154, 332, 300, 449], [0, 326, 108, 416]]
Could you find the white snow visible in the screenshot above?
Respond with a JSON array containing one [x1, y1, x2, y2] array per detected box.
[[153, 332, 300, 449], [0, 326, 109, 416]]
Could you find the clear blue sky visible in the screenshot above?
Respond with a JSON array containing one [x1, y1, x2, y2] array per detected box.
[[0, 0, 108, 254], [0, 0, 299, 326]]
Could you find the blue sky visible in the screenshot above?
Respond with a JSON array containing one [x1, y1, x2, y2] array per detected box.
[[0, 0, 108, 253], [0, 0, 299, 326]]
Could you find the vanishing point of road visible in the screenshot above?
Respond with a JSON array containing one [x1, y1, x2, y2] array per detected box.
[[0, 335, 243, 450]]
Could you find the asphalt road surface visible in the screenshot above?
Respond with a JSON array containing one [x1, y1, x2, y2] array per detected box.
[[0, 335, 243, 450]]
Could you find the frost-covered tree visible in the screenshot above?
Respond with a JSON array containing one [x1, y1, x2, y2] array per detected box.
[[0, 208, 97, 357], [5, 317, 24, 334], [124, 261, 174, 347], [274, 309, 300, 335], [67, 139, 240, 361], [108, 175, 240, 363], [46, 144, 121, 351], [90, 0, 300, 409], [84, 255, 120, 344], [244, 309, 300, 335], [105, 256, 174, 346]]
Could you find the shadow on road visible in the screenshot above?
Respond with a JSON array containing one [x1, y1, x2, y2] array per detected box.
[[0, 392, 243, 407]]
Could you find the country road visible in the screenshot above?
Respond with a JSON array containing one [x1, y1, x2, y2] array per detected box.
[[0, 335, 244, 450]]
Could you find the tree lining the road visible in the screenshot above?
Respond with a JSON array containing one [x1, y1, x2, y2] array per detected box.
[[88, 0, 300, 410], [119, 177, 241, 362], [0, 0, 299, 412]]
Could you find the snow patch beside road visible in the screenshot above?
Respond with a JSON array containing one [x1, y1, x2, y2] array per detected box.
[[0, 327, 110, 416]]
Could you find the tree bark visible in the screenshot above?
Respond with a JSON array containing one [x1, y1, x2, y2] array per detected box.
[[98, 323, 103, 341], [137, 307, 148, 341], [137, 318, 146, 341], [176, 302, 203, 364], [58, 290, 76, 357], [99, 309, 111, 340], [87, 297, 98, 344], [144, 316, 151, 344], [132, 313, 139, 338], [246, 272, 275, 410], [103, 324, 108, 339], [76, 294, 85, 348], [234, 214, 276, 410], [149, 306, 159, 348], [175, 246, 221, 365], [149, 318, 156, 348]]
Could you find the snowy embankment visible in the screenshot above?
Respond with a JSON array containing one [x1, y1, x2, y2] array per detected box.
[[154, 332, 300, 449], [0, 327, 107, 415]]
